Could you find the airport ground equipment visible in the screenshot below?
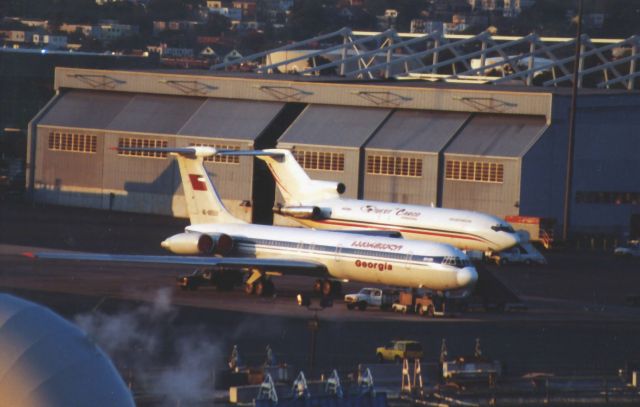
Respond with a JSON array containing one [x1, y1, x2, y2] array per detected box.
[[465, 265, 525, 312], [252, 369, 387, 407], [489, 240, 547, 266], [614, 240, 640, 257], [376, 340, 424, 363], [391, 291, 448, 317], [344, 288, 398, 311]]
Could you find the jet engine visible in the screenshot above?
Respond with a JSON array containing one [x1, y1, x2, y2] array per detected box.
[[273, 205, 324, 220], [310, 180, 346, 196], [161, 232, 234, 255]]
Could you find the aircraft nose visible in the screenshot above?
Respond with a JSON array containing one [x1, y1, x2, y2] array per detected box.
[[457, 267, 478, 288]]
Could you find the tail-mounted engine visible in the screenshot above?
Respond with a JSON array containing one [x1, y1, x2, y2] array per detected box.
[[273, 204, 325, 220], [161, 232, 233, 255]]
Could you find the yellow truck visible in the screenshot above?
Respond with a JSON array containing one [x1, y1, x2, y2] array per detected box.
[[375, 340, 424, 363]]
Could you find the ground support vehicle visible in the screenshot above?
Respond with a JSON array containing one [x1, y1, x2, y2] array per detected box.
[[376, 340, 423, 363], [460, 265, 526, 312], [344, 288, 398, 311], [614, 240, 640, 257], [176, 268, 245, 291], [442, 356, 502, 384], [391, 291, 449, 317], [489, 242, 546, 265]]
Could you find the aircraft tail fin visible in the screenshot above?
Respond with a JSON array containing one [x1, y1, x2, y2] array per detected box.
[[117, 146, 244, 225], [220, 149, 345, 204]]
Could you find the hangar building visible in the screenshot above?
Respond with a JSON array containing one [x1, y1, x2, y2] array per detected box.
[[27, 30, 640, 239]]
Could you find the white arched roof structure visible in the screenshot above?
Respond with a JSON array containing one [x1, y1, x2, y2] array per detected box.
[[0, 294, 135, 407]]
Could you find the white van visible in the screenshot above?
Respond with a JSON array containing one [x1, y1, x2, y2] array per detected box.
[[490, 231, 547, 265]]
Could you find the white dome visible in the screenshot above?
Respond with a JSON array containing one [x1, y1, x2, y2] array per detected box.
[[0, 294, 135, 407]]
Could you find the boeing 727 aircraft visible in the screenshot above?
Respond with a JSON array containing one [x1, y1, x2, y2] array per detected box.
[[221, 149, 520, 253], [28, 147, 477, 297]]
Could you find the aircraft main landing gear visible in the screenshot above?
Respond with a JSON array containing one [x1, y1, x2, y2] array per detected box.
[[245, 277, 275, 297], [313, 279, 342, 297]]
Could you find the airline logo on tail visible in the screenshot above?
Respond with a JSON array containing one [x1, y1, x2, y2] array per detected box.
[[189, 174, 207, 191]]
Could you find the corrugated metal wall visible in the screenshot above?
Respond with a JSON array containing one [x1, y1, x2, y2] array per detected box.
[[570, 101, 640, 233], [277, 104, 392, 200], [441, 114, 547, 217], [362, 149, 436, 204], [442, 156, 521, 217], [34, 126, 107, 209], [362, 109, 470, 205], [32, 90, 286, 221]]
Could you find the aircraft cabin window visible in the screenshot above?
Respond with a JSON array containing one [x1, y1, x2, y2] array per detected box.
[[492, 224, 515, 233]]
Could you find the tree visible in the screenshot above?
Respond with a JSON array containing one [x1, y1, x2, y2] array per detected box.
[[288, 0, 340, 40], [203, 13, 231, 36]]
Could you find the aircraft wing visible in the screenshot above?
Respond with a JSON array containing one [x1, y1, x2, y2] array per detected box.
[[23, 252, 329, 278], [326, 230, 403, 238], [216, 150, 285, 158]]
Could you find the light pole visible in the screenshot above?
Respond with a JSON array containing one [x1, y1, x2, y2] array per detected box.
[[562, 0, 584, 242]]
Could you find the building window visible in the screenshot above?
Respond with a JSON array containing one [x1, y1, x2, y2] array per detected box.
[[445, 160, 503, 183], [117, 138, 168, 158], [366, 155, 423, 177], [576, 191, 639, 205], [189, 143, 240, 164], [292, 150, 344, 172], [48, 131, 97, 153]]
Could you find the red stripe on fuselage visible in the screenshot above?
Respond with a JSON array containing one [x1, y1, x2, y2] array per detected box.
[[311, 219, 487, 243]]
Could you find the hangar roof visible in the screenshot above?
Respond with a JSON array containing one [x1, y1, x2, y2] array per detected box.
[[366, 110, 470, 153], [38, 90, 285, 141], [107, 94, 205, 134], [39, 90, 133, 129], [0, 294, 134, 407], [178, 98, 284, 140], [446, 114, 547, 158], [279, 104, 391, 148]]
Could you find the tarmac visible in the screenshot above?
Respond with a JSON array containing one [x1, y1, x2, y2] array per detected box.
[[2, 198, 640, 379]]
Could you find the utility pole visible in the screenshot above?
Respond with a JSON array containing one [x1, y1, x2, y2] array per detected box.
[[562, 0, 584, 242]]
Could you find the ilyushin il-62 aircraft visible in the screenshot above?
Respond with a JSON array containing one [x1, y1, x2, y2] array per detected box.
[[27, 147, 477, 297], [221, 149, 520, 254]]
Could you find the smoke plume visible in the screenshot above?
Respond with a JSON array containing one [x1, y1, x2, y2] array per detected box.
[[74, 289, 222, 406]]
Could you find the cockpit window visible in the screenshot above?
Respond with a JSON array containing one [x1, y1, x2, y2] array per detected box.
[[442, 256, 472, 268], [492, 224, 515, 233]]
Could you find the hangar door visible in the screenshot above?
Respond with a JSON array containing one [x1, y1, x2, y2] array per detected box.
[[278, 104, 392, 199]]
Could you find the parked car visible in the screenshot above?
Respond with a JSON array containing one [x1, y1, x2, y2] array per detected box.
[[489, 242, 546, 265], [614, 240, 640, 257], [375, 340, 423, 363]]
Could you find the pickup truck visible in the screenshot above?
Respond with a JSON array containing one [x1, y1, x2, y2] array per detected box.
[[376, 340, 424, 363], [344, 288, 397, 311]]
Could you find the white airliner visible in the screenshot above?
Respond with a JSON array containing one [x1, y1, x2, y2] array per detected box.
[[221, 149, 520, 253], [28, 146, 478, 296]]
